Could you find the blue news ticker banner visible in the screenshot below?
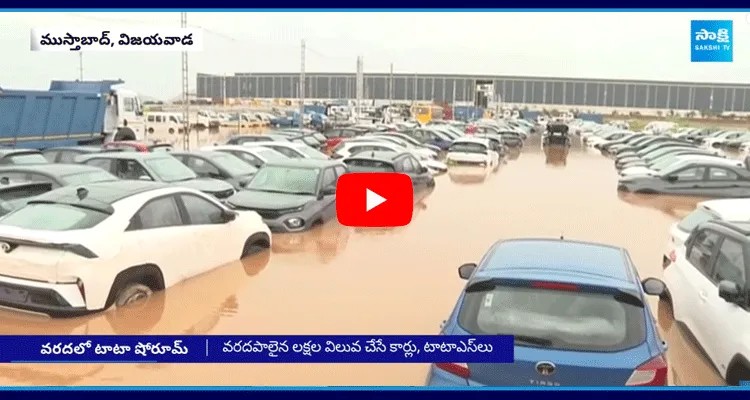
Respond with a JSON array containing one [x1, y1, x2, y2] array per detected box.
[[0, 335, 513, 364]]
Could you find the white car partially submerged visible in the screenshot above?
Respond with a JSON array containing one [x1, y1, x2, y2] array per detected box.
[[445, 137, 499, 167], [0, 181, 271, 318]]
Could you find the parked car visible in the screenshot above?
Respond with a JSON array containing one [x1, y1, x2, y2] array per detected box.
[[201, 145, 289, 169], [225, 159, 345, 232], [76, 152, 236, 200], [426, 238, 667, 386], [102, 141, 173, 153], [617, 159, 750, 197], [662, 220, 750, 385], [323, 127, 370, 152], [171, 151, 258, 190], [42, 146, 124, 163], [342, 151, 435, 192], [445, 137, 500, 167], [0, 180, 270, 317], [0, 181, 54, 216], [243, 142, 329, 160], [619, 154, 741, 177], [331, 140, 447, 174], [663, 198, 750, 268], [0, 164, 119, 188]]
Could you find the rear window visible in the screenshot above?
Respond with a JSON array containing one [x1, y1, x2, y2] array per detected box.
[[458, 285, 646, 352], [0, 184, 52, 202], [343, 159, 395, 173], [677, 207, 718, 232], [450, 142, 488, 154], [7, 154, 48, 165], [0, 203, 109, 231]]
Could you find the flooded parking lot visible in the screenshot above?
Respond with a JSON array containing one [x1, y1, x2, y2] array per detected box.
[[0, 137, 725, 386]]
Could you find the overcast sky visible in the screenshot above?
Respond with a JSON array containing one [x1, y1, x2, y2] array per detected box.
[[2, 11, 749, 100]]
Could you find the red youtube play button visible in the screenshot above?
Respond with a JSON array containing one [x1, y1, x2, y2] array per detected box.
[[336, 173, 413, 228]]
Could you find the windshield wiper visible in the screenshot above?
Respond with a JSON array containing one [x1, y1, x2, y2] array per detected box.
[[513, 335, 554, 347]]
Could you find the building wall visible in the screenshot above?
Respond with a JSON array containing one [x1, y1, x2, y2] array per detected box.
[[197, 73, 750, 113]]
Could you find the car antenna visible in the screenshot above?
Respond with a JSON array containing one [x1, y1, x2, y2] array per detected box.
[[76, 187, 89, 200]]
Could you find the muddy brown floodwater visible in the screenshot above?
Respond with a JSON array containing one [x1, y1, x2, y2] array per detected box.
[[0, 137, 726, 386]]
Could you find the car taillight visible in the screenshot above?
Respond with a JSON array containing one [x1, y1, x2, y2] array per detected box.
[[669, 250, 676, 262], [435, 362, 470, 379], [532, 281, 579, 291], [625, 355, 668, 386], [76, 278, 86, 302]]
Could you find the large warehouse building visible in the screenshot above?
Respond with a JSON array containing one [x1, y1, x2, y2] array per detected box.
[[197, 72, 750, 113]]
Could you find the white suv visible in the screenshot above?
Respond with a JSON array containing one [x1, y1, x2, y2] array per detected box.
[[663, 219, 750, 385]]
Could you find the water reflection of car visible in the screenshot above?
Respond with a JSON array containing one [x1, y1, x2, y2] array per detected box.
[[507, 148, 521, 161], [226, 159, 344, 232], [617, 191, 704, 219], [272, 221, 352, 263], [544, 145, 569, 166], [354, 192, 431, 236], [0, 249, 270, 385], [448, 165, 492, 185]]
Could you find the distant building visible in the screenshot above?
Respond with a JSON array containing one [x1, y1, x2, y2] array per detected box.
[[196, 72, 750, 113]]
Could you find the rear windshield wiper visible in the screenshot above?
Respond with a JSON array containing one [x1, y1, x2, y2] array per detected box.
[[513, 335, 553, 347]]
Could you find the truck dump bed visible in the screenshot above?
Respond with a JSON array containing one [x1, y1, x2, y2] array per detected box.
[[0, 80, 123, 149]]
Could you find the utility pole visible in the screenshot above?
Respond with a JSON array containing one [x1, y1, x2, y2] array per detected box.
[[389, 63, 393, 107], [78, 53, 84, 80], [222, 73, 227, 107], [451, 80, 456, 121], [299, 39, 306, 133], [355, 56, 364, 123], [180, 12, 190, 150]]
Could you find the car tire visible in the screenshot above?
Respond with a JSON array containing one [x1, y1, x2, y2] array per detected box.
[[147, 127, 154, 134], [114, 283, 153, 307], [168, 128, 175, 134]]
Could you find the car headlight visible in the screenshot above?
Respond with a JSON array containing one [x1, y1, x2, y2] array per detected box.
[[284, 217, 305, 229]]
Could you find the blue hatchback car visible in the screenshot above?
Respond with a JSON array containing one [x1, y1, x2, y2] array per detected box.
[[425, 238, 669, 387]]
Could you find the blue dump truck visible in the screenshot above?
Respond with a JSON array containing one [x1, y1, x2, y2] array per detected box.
[[0, 80, 144, 149]]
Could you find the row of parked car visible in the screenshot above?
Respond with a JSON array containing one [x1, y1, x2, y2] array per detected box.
[[574, 122, 750, 385], [0, 117, 534, 319], [579, 126, 750, 198]]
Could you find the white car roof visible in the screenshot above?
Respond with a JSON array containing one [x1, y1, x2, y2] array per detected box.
[[697, 198, 750, 220], [201, 144, 283, 156], [342, 141, 403, 151]]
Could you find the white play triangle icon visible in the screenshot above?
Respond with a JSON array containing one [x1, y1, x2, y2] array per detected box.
[[366, 188, 386, 212]]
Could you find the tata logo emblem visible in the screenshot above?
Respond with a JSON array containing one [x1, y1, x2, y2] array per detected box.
[[691, 20, 733, 62], [535, 361, 556, 376]]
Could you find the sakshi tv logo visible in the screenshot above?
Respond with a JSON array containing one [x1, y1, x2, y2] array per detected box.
[[691, 20, 733, 62]]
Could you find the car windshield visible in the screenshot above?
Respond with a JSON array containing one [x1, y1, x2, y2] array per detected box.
[[449, 142, 488, 154], [344, 159, 395, 173], [245, 166, 319, 194], [0, 203, 109, 231], [7, 153, 49, 165], [254, 148, 288, 161], [61, 170, 119, 185], [143, 157, 197, 182], [211, 154, 257, 177], [458, 285, 646, 352], [295, 146, 329, 160], [677, 207, 718, 233]]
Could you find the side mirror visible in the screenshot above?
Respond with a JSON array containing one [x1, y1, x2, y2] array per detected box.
[[321, 186, 336, 196], [458, 263, 477, 280], [222, 209, 238, 222], [641, 277, 666, 296], [718, 280, 742, 303]]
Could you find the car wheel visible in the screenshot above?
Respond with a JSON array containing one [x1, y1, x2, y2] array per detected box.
[[168, 128, 175, 134], [114, 283, 153, 307]]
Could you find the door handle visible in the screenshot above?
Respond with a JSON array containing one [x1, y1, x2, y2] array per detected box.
[[699, 291, 708, 301]]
